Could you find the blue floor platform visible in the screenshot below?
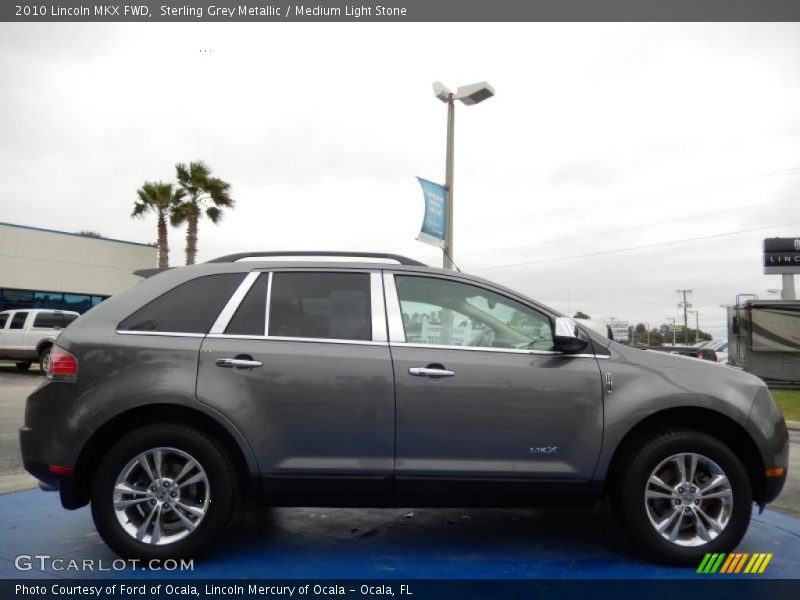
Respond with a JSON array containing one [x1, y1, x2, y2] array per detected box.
[[1, 488, 798, 579]]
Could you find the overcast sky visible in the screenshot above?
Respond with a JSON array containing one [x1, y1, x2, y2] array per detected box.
[[2, 22, 800, 338]]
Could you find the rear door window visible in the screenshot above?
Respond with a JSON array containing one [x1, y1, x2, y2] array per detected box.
[[118, 273, 246, 334], [268, 272, 371, 341], [10, 312, 28, 330]]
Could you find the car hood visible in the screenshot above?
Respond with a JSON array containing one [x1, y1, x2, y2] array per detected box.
[[612, 343, 762, 383]]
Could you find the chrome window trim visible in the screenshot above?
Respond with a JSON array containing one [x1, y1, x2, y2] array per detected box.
[[390, 341, 557, 355], [264, 272, 273, 336], [115, 330, 206, 338], [205, 333, 387, 346], [388, 342, 605, 358], [265, 270, 379, 342], [382, 272, 406, 343], [209, 271, 261, 335], [370, 272, 388, 342]]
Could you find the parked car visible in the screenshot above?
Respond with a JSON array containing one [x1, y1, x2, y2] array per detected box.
[[0, 309, 79, 372], [19, 252, 788, 565], [696, 340, 729, 364], [640, 344, 718, 362]]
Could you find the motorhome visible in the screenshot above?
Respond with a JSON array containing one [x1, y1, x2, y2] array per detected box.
[[727, 299, 800, 382]]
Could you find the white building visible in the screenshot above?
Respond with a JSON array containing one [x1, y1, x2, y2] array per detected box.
[[0, 222, 156, 313]]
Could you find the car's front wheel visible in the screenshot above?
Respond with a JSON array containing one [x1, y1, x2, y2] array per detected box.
[[91, 423, 237, 559], [613, 430, 752, 565]]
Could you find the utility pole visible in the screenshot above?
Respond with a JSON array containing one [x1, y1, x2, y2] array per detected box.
[[676, 289, 693, 345]]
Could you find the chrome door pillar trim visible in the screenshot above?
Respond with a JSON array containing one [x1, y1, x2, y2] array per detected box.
[[382, 272, 406, 343], [370, 272, 388, 342], [264, 272, 273, 336], [209, 271, 260, 335]]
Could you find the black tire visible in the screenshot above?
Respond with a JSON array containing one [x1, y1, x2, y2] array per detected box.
[[15, 360, 32, 371], [38, 348, 51, 374], [91, 423, 238, 559], [612, 429, 752, 566]]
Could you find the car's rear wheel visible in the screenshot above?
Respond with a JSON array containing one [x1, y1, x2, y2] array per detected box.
[[91, 423, 237, 559], [38, 348, 51, 374], [612, 430, 752, 565], [15, 360, 32, 371]]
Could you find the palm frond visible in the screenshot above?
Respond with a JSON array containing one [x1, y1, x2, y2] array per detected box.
[[205, 206, 222, 223]]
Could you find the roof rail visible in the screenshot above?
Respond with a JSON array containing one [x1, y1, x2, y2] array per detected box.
[[207, 251, 428, 266], [133, 267, 173, 278]]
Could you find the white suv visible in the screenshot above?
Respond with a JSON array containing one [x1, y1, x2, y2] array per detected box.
[[0, 309, 79, 372]]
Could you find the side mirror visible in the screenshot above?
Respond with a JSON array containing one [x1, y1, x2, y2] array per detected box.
[[553, 317, 590, 354]]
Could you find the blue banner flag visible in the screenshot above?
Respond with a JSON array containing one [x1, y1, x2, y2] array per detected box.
[[416, 176, 446, 248]]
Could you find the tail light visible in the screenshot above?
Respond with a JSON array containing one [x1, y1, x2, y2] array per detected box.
[[48, 345, 78, 381]]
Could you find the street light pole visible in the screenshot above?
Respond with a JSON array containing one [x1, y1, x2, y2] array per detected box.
[[443, 93, 455, 269], [432, 81, 494, 270]]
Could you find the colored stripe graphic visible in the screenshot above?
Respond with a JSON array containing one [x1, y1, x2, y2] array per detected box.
[[733, 553, 750, 573], [720, 553, 740, 573], [697, 553, 726, 573], [697, 552, 771, 574], [758, 554, 773, 573]]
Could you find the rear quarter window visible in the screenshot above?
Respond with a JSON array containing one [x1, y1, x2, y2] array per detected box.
[[33, 312, 68, 328], [118, 273, 246, 334]]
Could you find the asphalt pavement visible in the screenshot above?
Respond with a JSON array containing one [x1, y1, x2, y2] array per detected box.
[[0, 364, 41, 493]]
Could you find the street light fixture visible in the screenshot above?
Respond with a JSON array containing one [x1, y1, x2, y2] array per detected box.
[[432, 80, 495, 269]]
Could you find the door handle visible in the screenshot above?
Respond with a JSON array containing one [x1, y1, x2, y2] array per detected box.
[[409, 367, 455, 378], [216, 357, 263, 369]]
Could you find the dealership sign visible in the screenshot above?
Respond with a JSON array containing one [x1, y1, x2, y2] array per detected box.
[[764, 237, 800, 274], [607, 320, 629, 342], [416, 177, 446, 249]]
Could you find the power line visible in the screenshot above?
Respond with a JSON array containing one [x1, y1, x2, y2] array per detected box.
[[456, 165, 800, 233], [470, 219, 800, 272], [458, 195, 799, 259]]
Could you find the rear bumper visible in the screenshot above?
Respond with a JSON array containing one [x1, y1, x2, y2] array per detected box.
[[19, 380, 92, 508]]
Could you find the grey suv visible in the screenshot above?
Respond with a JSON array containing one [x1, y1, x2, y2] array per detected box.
[[20, 252, 788, 565]]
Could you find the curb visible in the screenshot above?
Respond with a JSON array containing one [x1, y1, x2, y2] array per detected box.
[[788, 420, 800, 431]]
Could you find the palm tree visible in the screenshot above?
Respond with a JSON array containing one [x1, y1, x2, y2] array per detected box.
[[172, 161, 234, 265], [131, 181, 185, 268]]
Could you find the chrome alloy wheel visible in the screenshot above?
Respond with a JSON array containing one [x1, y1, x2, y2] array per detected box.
[[644, 452, 733, 547], [113, 447, 210, 545]]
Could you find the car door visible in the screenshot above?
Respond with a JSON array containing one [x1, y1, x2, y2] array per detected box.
[[197, 269, 395, 498], [384, 272, 604, 498], [4, 311, 29, 354]]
